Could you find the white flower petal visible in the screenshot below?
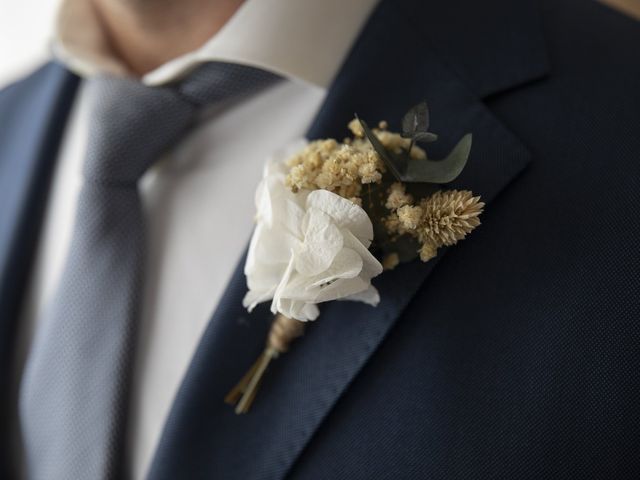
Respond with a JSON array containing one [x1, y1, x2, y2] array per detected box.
[[248, 228, 297, 269], [343, 285, 380, 306], [242, 287, 276, 312], [342, 230, 383, 278], [243, 143, 383, 319], [308, 248, 363, 287], [295, 209, 343, 276], [278, 198, 306, 237], [272, 297, 320, 321], [313, 276, 371, 303], [301, 303, 320, 321], [306, 190, 373, 245], [271, 253, 296, 315]]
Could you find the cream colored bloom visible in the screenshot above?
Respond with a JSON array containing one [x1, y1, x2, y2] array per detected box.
[[243, 144, 383, 321]]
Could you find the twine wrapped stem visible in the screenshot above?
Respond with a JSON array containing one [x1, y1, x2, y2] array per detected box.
[[225, 313, 305, 414]]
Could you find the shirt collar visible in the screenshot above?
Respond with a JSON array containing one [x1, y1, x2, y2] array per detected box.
[[54, 0, 378, 88]]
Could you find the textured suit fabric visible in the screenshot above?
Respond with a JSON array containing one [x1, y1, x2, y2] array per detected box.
[[17, 64, 279, 480], [1, 0, 639, 479], [0, 66, 80, 479], [286, 1, 640, 478], [152, 1, 640, 479]]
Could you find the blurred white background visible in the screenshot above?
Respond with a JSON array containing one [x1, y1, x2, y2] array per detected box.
[[0, 0, 638, 91], [0, 0, 61, 89]]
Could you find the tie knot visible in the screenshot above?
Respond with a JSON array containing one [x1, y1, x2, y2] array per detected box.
[[84, 77, 195, 184], [177, 62, 281, 106], [84, 62, 281, 184]]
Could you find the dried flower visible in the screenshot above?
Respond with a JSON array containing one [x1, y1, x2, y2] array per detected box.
[[375, 130, 426, 160], [285, 119, 426, 206], [417, 190, 484, 260], [230, 105, 480, 415], [397, 205, 423, 230], [385, 182, 413, 210], [284, 118, 481, 265], [383, 188, 483, 262], [383, 212, 405, 236], [285, 139, 384, 198], [382, 252, 400, 270], [244, 158, 383, 321], [419, 243, 438, 262], [348, 118, 365, 137]]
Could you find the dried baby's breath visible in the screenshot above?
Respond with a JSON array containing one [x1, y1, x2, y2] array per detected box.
[[382, 252, 400, 270], [383, 212, 406, 236], [285, 139, 383, 196], [397, 205, 423, 230], [348, 118, 365, 138], [385, 182, 413, 210], [375, 130, 426, 160], [286, 119, 427, 201]]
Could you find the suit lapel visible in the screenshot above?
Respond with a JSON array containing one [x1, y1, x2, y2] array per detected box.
[[0, 62, 79, 476], [151, 1, 548, 478], [0, 63, 79, 328]]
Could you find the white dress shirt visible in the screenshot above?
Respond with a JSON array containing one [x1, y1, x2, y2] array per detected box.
[[18, 0, 378, 478]]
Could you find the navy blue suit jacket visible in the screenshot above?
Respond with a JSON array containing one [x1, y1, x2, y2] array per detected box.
[[1, 0, 640, 478]]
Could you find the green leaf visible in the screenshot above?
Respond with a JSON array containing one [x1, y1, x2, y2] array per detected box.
[[401, 101, 430, 138], [403, 133, 472, 184], [413, 131, 438, 143], [358, 117, 408, 181], [358, 110, 472, 185]]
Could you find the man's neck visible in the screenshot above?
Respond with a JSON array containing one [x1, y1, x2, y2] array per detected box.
[[91, 0, 244, 76]]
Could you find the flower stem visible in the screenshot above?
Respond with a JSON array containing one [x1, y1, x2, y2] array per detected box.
[[234, 348, 277, 414], [225, 314, 305, 413]]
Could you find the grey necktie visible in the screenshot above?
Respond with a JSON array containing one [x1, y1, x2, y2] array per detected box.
[[19, 62, 279, 480]]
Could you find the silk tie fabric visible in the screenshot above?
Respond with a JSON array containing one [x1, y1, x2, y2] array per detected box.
[[19, 62, 279, 480]]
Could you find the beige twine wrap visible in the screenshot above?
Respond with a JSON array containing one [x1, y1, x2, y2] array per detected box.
[[225, 314, 305, 413]]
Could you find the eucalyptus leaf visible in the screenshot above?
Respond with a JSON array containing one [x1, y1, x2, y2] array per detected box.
[[401, 101, 429, 138], [358, 107, 472, 185], [413, 131, 438, 143], [358, 117, 408, 181], [403, 133, 472, 184]]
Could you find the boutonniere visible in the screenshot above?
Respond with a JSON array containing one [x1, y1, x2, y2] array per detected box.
[[226, 102, 484, 413]]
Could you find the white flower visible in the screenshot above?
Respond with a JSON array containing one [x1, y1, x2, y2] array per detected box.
[[243, 144, 383, 321]]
